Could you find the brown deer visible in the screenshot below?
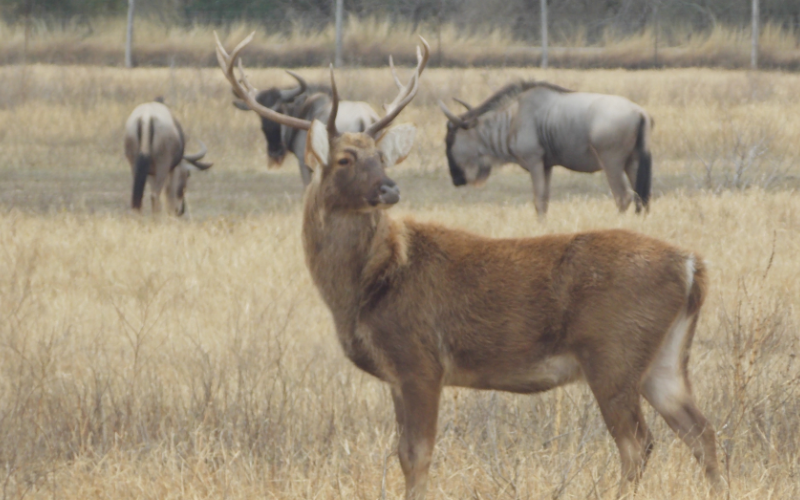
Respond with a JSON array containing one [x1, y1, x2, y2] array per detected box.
[[217, 34, 721, 500]]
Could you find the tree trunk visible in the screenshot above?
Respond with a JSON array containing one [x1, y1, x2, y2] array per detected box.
[[540, 0, 548, 69], [751, 0, 759, 70], [125, 0, 135, 68], [334, 0, 344, 68]]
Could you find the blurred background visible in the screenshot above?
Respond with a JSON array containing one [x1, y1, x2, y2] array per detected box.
[[1, 0, 800, 68]]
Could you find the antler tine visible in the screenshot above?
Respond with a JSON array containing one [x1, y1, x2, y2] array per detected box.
[[367, 35, 429, 137], [183, 140, 208, 162], [388, 55, 403, 89], [214, 31, 312, 131], [327, 64, 339, 136], [383, 38, 430, 113]]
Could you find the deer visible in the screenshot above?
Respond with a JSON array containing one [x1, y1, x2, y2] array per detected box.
[[216, 33, 721, 500], [124, 99, 213, 215]]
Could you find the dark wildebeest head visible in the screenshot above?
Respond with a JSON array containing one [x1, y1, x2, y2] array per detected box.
[[233, 71, 308, 168], [441, 98, 492, 188]]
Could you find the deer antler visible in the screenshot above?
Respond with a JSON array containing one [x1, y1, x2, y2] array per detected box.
[[382, 36, 431, 115], [214, 31, 311, 131], [367, 35, 430, 138]]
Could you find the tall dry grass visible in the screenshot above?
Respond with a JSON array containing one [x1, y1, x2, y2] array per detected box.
[[0, 62, 799, 498], [2, 17, 800, 69], [0, 191, 798, 499]]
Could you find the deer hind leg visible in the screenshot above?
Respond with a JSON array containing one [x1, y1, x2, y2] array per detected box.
[[392, 381, 441, 500], [641, 312, 722, 491], [578, 349, 653, 497]]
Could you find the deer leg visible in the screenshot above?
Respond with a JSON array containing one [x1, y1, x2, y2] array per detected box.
[[392, 380, 441, 500], [642, 314, 721, 491], [579, 354, 653, 497]]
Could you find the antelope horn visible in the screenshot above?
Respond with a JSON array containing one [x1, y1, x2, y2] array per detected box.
[[453, 97, 473, 111], [439, 100, 469, 129], [327, 64, 339, 136], [367, 35, 430, 137], [214, 31, 311, 131], [279, 70, 308, 101], [183, 140, 208, 162]]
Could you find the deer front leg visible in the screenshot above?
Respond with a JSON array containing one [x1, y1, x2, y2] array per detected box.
[[392, 380, 441, 500]]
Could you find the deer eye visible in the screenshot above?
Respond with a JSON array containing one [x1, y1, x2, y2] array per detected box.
[[337, 157, 351, 166]]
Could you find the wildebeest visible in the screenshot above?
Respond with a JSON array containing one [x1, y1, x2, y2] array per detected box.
[[124, 100, 213, 215], [440, 82, 653, 215], [217, 34, 720, 500], [232, 43, 428, 185]]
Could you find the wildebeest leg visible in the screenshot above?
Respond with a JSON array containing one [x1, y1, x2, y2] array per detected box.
[[149, 165, 169, 214], [597, 149, 635, 213], [623, 155, 643, 213], [292, 129, 312, 186], [393, 380, 441, 500], [523, 158, 550, 216]]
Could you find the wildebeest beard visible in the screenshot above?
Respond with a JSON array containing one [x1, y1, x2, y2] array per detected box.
[[445, 124, 467, 186]]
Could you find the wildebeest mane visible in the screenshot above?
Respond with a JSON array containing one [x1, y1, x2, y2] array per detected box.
[[464, 80, 573, 119]]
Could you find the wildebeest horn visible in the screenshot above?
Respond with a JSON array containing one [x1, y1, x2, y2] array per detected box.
[[327, 65, 339, 136], [183, 140, 208, 162], [279, 70, 307, 101], [453, 97, 473, 111], [439, 100, 469, 129], [214, 31, 312, 131], [367, 35, 430, 137]]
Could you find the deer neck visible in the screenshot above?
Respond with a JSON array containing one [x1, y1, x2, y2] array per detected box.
[[301, 188, 408, 329]]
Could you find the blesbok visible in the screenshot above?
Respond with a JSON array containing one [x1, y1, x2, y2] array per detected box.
[[440, 82, 654, 216], [124, 100, 213, 215], [231, 43, 428, 185], [217, 35, 720, 500]]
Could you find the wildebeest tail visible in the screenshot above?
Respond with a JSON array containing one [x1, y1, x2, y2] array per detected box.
[[132, 153, 150, 210], [634, 114, 652, 212]]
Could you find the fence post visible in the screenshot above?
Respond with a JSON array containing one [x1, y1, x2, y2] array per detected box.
[[125, 0, 135, 68], [540, 0, 548, 68], [751, 0, 759, 69], [334, 0, 344, 67]]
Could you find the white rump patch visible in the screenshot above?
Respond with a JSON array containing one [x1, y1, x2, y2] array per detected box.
[[685, 255, 696, 298], [376, 123, 416, 167], [304, 120, 329, 173], [642, 311, 691, 413]]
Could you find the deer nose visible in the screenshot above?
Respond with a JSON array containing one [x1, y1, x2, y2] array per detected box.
[[378, 181, 400, 205]]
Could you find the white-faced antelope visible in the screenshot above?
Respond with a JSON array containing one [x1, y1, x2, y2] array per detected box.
[[124, 99, 213, 215], [440, 82, 654, 216], [217, 35, 720, 500], [229, 37, 428, 185]]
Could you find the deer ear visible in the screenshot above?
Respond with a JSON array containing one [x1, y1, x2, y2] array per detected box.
[[376, 123, 416, 167], [304, 120, 329, 172]]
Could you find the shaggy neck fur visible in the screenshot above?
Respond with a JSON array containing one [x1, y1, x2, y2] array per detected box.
[[301, 181, 408, 369]]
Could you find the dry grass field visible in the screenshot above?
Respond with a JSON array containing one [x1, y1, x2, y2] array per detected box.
[[0, 60, 799, 499]]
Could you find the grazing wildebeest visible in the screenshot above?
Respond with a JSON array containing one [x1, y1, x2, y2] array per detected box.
[[440, 81, 653, 215], [231, 41, 428, 185], [124, 100, 213, 215], [217, 34, 720, 500]]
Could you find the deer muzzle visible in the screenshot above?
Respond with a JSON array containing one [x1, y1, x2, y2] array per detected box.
[[377, 180, 400, 206]]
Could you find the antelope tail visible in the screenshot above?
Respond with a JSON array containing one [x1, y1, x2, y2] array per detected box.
[[132, 116, 154, 210], [634, 114, 652, 213]]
